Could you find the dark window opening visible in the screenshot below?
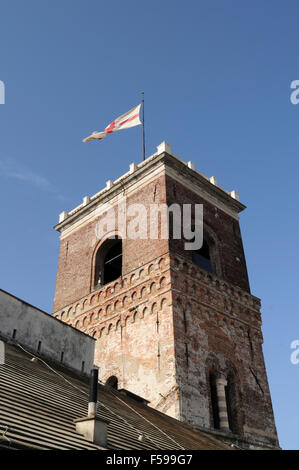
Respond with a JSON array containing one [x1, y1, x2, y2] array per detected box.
[[210, 374, 220, 429], [104, 240, 122, 284], [106, 375, 118, 390], [94, 236, 122, 287], [192, 239, 215, 273], [225, 376, 238, 434]]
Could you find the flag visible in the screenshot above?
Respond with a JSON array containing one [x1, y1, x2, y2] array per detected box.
[[83, 104, 142, 143]]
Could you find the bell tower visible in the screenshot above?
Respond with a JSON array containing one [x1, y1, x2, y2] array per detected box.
[[53, 142, 279, 449]]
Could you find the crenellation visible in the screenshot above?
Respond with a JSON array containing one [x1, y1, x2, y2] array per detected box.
[[56, 144, 244, 230]]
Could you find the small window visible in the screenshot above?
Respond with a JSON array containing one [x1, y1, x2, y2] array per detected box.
[[94, 236, 122, 287], [209, 373, 220, 429], [192, 239, 215, 273], [106, 376, 118, 389], [225, 375, 238, 433]]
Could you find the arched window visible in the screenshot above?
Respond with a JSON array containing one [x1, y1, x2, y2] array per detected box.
[[106, 375, 118, 389], [192, 238, 215, 274], [209, 373, 220, 429], [94, 236, 122, 287]]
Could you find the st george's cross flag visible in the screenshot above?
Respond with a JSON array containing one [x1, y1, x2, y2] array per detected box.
[[83, 104, 142, 142]]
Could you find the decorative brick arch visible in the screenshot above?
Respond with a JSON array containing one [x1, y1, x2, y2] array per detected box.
[[196, 221, 223, 278], [90, 230, 123, 292]]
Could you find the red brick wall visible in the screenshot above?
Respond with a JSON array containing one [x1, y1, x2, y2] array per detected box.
[[54, 254, 180, 419], [53, 167, 278, 448], [170, 256, 278, 447], [53, 174, 169, 313], [165, 175, 250, 292]]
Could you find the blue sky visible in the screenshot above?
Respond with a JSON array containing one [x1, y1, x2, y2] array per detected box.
[[0, 0, 298, 449]]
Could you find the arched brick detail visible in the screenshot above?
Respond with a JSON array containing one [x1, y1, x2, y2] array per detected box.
[[74, 303, 80, 314], [98, 327, 105, 338], [90, 311, 96, 323], [131, 291, 137, 302], [139, 268, 145, 279], [148, 263, 154, 275], [151, 302, 158, 314], [140, 286, 146, 298], [159, 276, 167, 289], [150, 282, 156, 294], [97, 308, 102, 318], [105, 304, 112, 315], [141, 306, 148, 318]]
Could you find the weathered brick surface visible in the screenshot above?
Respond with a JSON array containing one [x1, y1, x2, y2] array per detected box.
[[53, 174, 168, 312], [170, 255, 278, 447], [55, 253, 179, 417], [53, 153, 278, 449], [166, 174, 250, 292]]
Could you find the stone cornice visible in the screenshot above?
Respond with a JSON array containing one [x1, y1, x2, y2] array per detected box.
[[54, 149, 246, 234]]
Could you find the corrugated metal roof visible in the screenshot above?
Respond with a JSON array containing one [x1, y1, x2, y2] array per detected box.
[[0, 342, 230, 450]]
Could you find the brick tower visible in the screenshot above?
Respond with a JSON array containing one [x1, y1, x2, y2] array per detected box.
[[53, 142, 279, 449]]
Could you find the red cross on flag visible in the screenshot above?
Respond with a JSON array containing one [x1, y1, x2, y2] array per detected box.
[[83, 104, 142, 142]]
